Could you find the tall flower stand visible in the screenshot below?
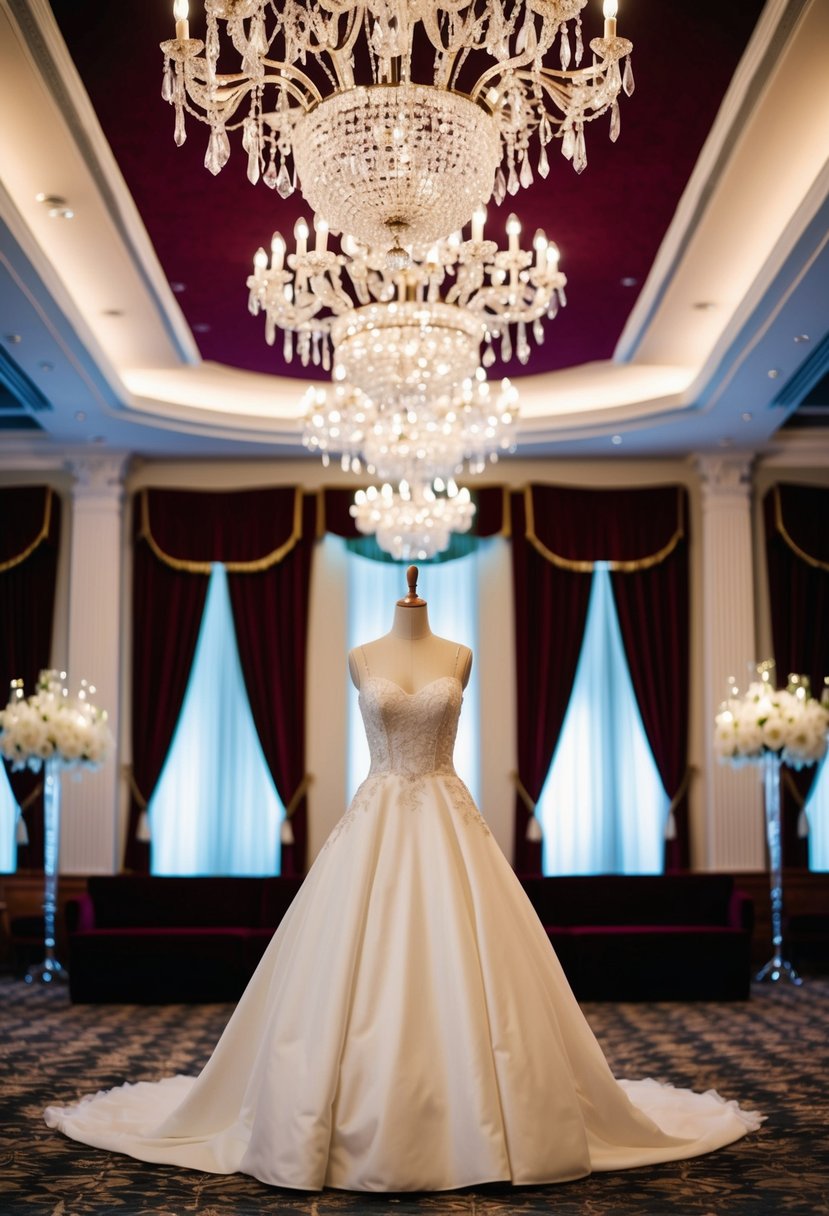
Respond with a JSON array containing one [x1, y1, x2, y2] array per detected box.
[[755, 751, 801, 985], [25, 757, 67, 985]]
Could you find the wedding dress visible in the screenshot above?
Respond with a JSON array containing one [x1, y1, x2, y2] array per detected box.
[[46, 664, 761, 1192]]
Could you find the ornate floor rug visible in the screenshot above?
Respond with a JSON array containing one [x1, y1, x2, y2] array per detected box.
[[1, 975, 827, 1216]]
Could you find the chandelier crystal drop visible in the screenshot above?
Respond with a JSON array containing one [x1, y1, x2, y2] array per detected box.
[[350, 480, 476, 562], [247, 208, 567, 383], [162, 0, 634, 249]]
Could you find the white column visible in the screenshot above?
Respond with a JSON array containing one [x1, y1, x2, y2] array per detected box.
[[697, 455, 765, 870], [59, 455, 127, 874]]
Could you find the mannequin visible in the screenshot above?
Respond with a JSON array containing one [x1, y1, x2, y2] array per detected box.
[[348, 565, 473, 693]]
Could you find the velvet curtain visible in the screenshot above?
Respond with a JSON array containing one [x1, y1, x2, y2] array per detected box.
[[126, 488, 314, 875], [511, 485, 690, 875], [0, 487, 62, 869], [763, 484, 829, 868]]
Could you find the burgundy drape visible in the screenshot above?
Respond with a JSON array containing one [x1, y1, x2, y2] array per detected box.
[[763, 484, 829, 868], [610, 490, 690, 870], [511, 485, 690, 875], [0, 487, 62, 870], [511, 490, 592, 874], [127, 488, 314, 875], [227, 495, 317, 876]]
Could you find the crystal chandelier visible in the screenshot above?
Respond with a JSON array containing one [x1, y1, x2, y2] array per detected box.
[[351, 480, 476, 562], [302, 370, 519, 479], [247, 206, 566, 380], [162, 0, 633, 251]]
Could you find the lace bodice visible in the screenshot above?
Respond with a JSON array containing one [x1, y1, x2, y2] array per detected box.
[[359, 676, 462, 777]]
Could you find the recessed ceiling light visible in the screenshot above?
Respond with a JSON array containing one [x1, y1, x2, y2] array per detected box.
[[767, 368, 780, 379], [741, 412, 752, 422], [611, 434, 622, 445], [4, 334, 22, 344], [74, 411, 87, 422], [794, 334, 810, 343], [38, 361, 54, 372], [620, 276, 637, 288], [35, 193, 74, 219]]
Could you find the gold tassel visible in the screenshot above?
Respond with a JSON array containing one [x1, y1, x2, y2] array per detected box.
[[15, 812, 29, 845], [136, 810, 152, 842], [525, 814, 544, 842], [798, 809, 810, 838], [280, 818, 295, 846], [664, 810, 677, 840]]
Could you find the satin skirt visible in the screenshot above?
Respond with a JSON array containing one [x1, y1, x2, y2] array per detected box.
[[46, 773, 761, 1191]]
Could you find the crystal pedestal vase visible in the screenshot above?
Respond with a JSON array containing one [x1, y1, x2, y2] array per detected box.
[[25, 756, 67, 984], [755, 750, 802, 985]]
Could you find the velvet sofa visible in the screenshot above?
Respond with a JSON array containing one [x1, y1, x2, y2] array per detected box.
[[66, 876, 303, 1003], [520, 874, 754, 1001]]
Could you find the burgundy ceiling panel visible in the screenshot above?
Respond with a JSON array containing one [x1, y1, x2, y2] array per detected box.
[[49, 1, 765, 384]]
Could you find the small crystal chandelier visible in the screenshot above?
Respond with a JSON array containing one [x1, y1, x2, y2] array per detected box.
[[161, 0, 633, 251], [247, 207, 566, 380], [351, 480, 476, 562]]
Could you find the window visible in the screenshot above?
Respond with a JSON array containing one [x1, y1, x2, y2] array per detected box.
[[0, 764, 20, 873], [345, 545, 481, 803], [148, 563, 284, 875], [539, 563, 667, 876], [807, 757, 829, 871]]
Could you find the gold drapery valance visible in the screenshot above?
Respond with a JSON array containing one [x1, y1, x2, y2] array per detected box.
[[773, 485, 829, 572], [137, 487, 304, 573], [0, 488, 54, 575], [524, 485, 685, 572]]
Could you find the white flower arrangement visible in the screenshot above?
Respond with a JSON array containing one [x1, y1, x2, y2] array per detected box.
[[0, 669, 112, 772], [714, 666, 829, 771]]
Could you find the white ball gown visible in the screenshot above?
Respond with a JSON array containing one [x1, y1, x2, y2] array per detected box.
[[46, 668, 761, 1192]]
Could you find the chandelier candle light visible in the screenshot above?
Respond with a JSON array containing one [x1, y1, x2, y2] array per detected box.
[[0, 671, 112, 984], [714, 661, 829, 985], [161, 0, 634, 252]]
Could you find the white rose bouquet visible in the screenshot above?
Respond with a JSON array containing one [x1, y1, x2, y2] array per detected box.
[[714, 668, 829, 771], [0, 669, 112, 772]]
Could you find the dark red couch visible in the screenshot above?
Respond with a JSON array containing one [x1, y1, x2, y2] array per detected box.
[[521, 874, 754, 1000], [67, 872, 753, 1004], [66, 876, 302, 1003]]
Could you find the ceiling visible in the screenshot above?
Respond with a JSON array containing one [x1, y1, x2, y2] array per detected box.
[[0, 0, 828, 463]]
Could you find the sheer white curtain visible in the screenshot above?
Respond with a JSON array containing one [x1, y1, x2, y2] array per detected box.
[[0, 764, 20, 873], [345, 545, 481, 803], [149, 563, 284, 876], [807, 757, 829, 871], [539, 563, 667, 876]]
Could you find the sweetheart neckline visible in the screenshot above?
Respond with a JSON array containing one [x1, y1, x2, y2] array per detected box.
[[360, 674, 462, 698]]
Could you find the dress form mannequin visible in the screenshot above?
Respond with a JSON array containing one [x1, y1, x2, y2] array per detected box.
[[348, 565, 473, 693]]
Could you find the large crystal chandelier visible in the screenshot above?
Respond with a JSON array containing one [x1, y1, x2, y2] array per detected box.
[[247, 206, 567, 378], [162, 0, 633, 251]]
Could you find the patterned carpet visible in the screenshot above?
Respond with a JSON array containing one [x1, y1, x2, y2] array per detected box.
[[1, 975, 827, 1216]]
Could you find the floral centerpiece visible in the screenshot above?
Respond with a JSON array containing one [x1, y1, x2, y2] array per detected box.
[[0, 670, 112, 985], [713, 661, 829, 987], [0, 669, 112, 772], [714, 665, 829, 770]]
